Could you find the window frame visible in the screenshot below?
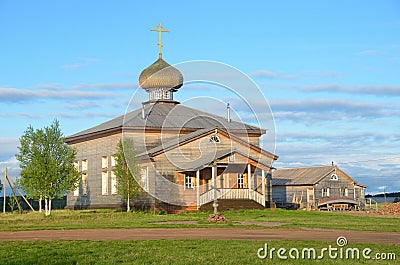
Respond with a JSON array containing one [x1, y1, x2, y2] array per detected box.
[[184, 174, 194, 190], [237, 173, 244, 189]]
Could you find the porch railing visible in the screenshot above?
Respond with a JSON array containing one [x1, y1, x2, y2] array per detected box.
[[199, 188, 265, 207]]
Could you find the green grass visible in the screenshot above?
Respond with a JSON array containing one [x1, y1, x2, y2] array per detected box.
[[0, 239, 398, 264], [0, 209, 399, 232]]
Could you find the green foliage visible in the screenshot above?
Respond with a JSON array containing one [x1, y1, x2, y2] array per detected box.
[[15, 120, 80, 203], [114, 138, 143, 209]]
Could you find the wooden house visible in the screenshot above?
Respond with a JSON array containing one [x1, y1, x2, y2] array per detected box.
[[272, 166, 367, 210]]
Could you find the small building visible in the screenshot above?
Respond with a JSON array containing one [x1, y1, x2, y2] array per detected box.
[[272, 166, 367, 210]]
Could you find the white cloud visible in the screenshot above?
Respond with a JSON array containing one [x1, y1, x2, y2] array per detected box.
[[251, 70, 297, 80], [61, 57, 101, 71], [299, 83, 400, 96], [357, 50, 386, 56], [72, 82, 138, 90], [0, 87, 117, 103]]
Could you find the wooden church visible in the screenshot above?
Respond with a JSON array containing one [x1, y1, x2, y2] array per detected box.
[[65, 24, 278, 212]]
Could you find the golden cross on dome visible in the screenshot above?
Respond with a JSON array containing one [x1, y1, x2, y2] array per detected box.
[[151, 23, 170, 59]]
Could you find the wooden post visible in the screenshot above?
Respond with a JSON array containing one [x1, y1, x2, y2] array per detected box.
[[247, 164, 251, 191], [8, 175, 35, 211], [3, 167, 7, 213], [196, 170, 200, 210], [212, 165, 218, 214], [261, 169, 266, 207]]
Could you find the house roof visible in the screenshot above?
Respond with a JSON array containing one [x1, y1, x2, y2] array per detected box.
[[272, 166, 364, 186], [66, 102, 264, 142]]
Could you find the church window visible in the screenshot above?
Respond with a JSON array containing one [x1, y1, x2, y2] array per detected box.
[[102, 171, 109, 195], [163, 90, 170, 99], [102, 156, 108, 169], [82, 173, 88, 196], [141, 167, 148, 192], [229, 154, 235, 162], [238, 174, 244, 189], [210, 135, 220, 143], [111, 171, 117, 194], [330, 174, 338, 181], [154, 90, 162, 99], [73, 161, 80, 196], [82, 159, 88, 171], [184, 174, 194, 190], [111, 155, 116, 167]]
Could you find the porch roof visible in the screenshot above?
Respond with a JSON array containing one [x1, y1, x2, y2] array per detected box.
[[136, 127, 278, 160], [174, 149, 274, 171]]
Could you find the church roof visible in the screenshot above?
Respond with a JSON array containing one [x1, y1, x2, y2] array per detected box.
[[138, 58, 183, 91], [66, 103, 265, 143]]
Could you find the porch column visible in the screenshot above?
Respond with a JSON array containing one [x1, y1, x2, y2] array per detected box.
[[196, 170, 200, 210], [268, 173, 273, 202], [212, 165, 218, 214], [247, 164, 251, 191], [261, 169, 266, 207]]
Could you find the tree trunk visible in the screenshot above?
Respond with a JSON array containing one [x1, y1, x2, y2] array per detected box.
[[38, 196, 42, 212], [44, 198, 48, 216], [127, 193, 130, 212], [48, 199, 52, 216]]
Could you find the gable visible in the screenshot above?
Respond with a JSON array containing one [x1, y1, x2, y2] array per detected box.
[[138, 127, 277, 172]]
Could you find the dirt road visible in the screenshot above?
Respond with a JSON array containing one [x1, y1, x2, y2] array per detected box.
[[0, 228, 399, 245]]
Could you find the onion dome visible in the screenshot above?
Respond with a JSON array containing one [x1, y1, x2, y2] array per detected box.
[[139, 58, 183, 92]]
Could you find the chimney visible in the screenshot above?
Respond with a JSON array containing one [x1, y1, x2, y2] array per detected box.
[[227, 103, 231, 122]]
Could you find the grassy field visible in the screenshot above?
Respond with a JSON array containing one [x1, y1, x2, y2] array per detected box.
[[0, 208, 399, 232], [0, 239, 398, 264]]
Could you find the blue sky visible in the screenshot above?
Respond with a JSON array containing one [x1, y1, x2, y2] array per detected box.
[[0, 1, 399, 194]]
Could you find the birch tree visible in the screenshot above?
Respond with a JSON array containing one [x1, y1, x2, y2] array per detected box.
[[114, 138, 142, 212], [16, 120, 80, 216]]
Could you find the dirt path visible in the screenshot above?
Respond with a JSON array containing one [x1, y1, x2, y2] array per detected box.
[[0, 228, 399, 245]]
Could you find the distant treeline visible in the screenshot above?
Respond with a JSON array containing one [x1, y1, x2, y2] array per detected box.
[[366, 192, 400, 198], [0, 196, 66, 212]]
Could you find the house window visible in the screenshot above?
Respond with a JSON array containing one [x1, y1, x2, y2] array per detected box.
[[322, 187, 330, 197], [141, 167, 148, 192], [82, 159, 88, 171], [228, 154, 235, 162], [82, 173, 88, 196], [111, 171, 117, 194], [330, 174, 338, 181], [102, 171, 109, 195], [184, 174, 194, 190], [101, 156, 108, 169], [340, 187, 348, 197], [238, 174, 244, 189]]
